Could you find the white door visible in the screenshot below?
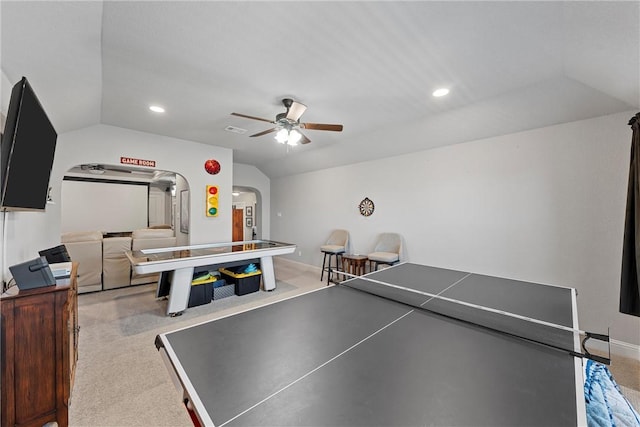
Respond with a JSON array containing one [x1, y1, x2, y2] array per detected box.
[[148, 188, 167, 226]]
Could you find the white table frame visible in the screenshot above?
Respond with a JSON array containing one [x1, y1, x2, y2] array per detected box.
[[126, 240, 296, 316]]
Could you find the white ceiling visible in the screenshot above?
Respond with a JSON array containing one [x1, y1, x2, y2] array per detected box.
[[2, 1, 639, 178]]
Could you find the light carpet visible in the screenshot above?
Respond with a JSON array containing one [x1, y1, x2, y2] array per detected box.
[[70, 260, 325, 426], [621, 386, 640, 414]]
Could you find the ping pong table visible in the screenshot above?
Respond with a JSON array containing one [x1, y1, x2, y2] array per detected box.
[[155, 262, 588, 426], [126, 240, 296, 316]]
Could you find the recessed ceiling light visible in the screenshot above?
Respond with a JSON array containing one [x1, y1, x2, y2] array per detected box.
[[149, 105, 165, 113], [432, 88, 450, 97]]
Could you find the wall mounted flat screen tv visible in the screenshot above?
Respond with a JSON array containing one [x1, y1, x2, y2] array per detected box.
[[1, 76, 57, 211]]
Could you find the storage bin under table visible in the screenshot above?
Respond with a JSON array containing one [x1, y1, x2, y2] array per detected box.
[[189, 275, 230, 306], [213, 279, 234, 300], [219, 267, 262, 296], [188, 281, 213, 307]]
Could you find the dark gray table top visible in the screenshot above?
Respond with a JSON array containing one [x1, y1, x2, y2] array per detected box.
[[156, 262, 584, 426]]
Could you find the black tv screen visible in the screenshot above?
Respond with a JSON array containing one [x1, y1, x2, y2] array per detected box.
[[1, 76, 57, 211]]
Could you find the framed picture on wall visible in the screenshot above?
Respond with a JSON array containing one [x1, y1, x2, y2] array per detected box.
[[246, 217, 253, 227], [180, 190, 189, 233], [246, 206, 252, 217]]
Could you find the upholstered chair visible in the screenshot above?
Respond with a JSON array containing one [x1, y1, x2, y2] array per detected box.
[[367, 233, 403, 271]]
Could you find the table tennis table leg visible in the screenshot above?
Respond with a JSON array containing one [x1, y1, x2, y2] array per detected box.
[[166, 267, 194, 316], [260, 256, 276, 291]]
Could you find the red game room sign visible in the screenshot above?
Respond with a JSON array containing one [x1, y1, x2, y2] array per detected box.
[[120, 157, 156, 167]]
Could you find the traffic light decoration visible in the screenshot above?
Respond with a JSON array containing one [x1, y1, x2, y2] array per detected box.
[[206, 185, 218, 217]]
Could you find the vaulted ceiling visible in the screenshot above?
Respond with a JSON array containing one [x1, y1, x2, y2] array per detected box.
[[2, 1, 638, 178]]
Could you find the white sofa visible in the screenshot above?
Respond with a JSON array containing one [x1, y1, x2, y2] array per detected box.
[[61, 231, 104, 293], [102, 236, 133, 290], [61, 228, 176, 293]]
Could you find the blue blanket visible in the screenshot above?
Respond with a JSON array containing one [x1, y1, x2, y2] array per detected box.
[[584, 359, 640, 427]]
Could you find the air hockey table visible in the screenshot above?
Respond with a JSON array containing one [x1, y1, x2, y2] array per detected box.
[[125, 240, 296, 316]]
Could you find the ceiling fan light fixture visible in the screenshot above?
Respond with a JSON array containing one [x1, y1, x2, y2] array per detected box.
[[288, 129, 302, 146], [275, 128, 289, 144]]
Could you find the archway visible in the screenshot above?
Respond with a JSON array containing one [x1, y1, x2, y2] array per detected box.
[[61, 163, 185, 238], [232, 186, 262, 241]]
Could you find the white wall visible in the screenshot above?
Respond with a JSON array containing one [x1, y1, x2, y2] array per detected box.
[[271, 111, 640, 351], [61, 179, 149, 233], [1, 71, 12, 114]]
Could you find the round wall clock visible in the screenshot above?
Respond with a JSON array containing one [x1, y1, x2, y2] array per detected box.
[[359, 197, 375, 217]]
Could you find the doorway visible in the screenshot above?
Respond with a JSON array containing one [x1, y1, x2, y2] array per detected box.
[[232, 187, 260, 241], [232, 208, 243, 241], [148, 186, 171, 227]]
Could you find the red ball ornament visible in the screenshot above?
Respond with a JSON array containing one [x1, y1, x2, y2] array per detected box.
[[204, 159, 221, 175]]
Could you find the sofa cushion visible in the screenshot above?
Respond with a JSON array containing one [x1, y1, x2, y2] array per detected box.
[[367, 252, 400, 263], [320, 244, 345, 254], [61, 232, 104, 292], [103, 237, 132, 290]]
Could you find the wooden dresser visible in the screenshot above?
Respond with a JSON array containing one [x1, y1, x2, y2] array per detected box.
[[1, 263, 79, 427]]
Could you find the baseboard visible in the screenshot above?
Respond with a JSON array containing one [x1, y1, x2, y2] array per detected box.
[[610, 339, 640, 361], [276, 257, 320, 273], [78, 283, 102, 294], [585, 337, 640, 361]]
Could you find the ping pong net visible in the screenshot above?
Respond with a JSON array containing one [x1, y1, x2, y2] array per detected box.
[[339, 272, 611, 365]]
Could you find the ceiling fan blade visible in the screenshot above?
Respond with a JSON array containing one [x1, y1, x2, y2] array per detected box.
[[250, 128, 278, 137], [299, 132, 311, 145], [301, 123, 343, 132], [286, 101, 307, 121], [231, 112, 274, 123]]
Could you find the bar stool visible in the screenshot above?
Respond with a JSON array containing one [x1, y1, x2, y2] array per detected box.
[[367, 232, 402, 271], [320, 229, 349, 284]]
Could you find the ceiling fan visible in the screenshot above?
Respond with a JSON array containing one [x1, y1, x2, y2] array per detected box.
[[231, 98, 343, 145]]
